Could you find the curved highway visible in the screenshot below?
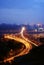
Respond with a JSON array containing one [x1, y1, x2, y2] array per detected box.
[[3, 34, 32, 63], [1, 27, 40, 63], [1, 27, 32, 63]]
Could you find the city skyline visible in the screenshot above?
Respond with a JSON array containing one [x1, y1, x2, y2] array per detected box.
[[0, 0, 44, 24]]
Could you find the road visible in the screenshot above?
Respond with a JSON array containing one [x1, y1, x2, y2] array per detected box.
[[3, 33, 32, 63], [0, 27, 41, 63]]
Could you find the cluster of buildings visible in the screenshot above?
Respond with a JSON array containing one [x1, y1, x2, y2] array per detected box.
[[32, 24, 44, 32], [0, 23, 44, 34]]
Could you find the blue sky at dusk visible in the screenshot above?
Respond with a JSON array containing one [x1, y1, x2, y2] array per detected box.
[[0, 0, 44, 24]]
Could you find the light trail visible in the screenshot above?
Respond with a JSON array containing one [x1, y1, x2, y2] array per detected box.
[[20, 27, 25, 37], [3, 34, 32, 63], [20, 27, 38, 46], [0, 27, 38, 63], [2, 27, 32, 63]]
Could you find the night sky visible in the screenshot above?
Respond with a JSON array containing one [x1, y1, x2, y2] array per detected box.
[[0, 0, 44, 24]]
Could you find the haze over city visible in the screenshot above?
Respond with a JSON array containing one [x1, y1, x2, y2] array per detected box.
[[0, 0, 44, 24]]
